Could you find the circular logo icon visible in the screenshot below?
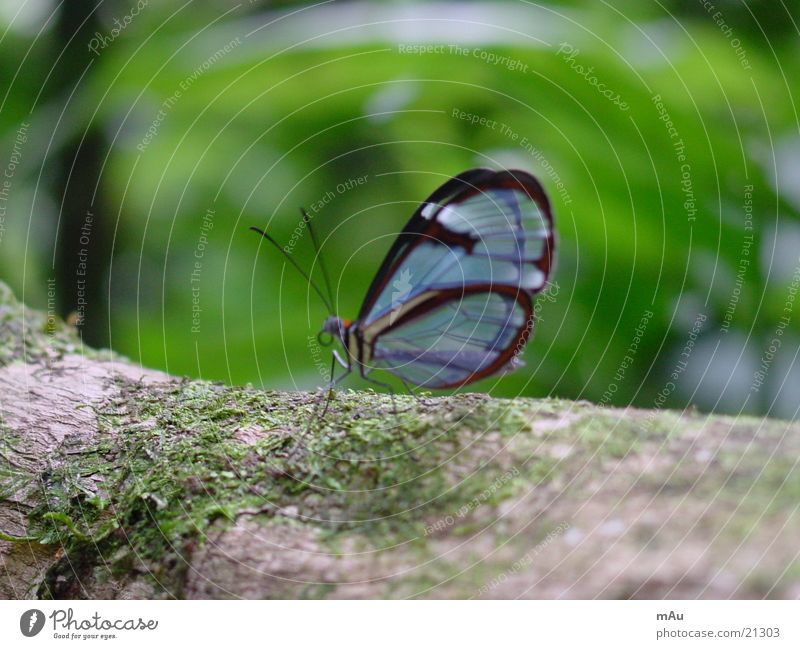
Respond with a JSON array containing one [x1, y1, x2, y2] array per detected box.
[[20, 609, 45, 637]]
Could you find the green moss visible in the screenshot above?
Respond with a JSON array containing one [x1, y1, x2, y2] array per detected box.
[[0, 281, 112, 367], [715, 446, 800, 514], [26, 378, 561, 596], [0, 424, 32, 506]]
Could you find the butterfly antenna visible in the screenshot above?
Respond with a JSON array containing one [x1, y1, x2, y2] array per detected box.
[[250, 226, 333, 313], [301, 208, 335, 314]]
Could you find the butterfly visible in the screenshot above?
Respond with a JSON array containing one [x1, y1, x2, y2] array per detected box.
[[252, 168, 555, 391]]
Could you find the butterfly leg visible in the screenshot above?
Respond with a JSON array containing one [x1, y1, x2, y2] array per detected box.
[[319, 352, 348, 419], [359, 374, 423, 461], [358, 368, 417, 422], [359, 373, 399, 416], [288, 356, 350, 462], [398, 377, 434, 409]]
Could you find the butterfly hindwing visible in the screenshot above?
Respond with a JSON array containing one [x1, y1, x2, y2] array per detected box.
[[364, 286, 532, 389]]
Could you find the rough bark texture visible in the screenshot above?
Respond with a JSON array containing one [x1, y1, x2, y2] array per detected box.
[[1, 281, 798, 599]]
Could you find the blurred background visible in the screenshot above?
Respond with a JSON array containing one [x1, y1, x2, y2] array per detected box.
[[0, 0, 798, 419]]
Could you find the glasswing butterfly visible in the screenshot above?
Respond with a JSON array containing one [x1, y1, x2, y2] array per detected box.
[[252, 167, 555, 392]]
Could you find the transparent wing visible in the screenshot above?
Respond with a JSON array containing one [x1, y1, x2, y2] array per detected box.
[[361, 170, 553, 327], [365, 289, 530, 389]]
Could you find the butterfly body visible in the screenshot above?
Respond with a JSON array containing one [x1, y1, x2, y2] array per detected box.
[[321, 167, 555, 390]]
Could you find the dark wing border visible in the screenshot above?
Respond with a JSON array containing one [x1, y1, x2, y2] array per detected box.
[[357, 168, 555, 321], [368, 284, 533, 389]]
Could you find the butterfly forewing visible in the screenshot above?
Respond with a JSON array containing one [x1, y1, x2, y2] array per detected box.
[[360, 173, 552, 327]]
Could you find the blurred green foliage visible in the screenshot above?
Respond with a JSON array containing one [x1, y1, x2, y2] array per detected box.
[[1, 0, 798, 417]]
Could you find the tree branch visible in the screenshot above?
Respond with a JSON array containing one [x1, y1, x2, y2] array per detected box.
[[1, 281, 798, 599]]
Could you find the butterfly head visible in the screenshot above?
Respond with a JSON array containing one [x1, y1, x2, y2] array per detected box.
[[319, 315, 349, 347]]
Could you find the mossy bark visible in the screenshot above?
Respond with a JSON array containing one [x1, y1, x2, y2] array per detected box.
[[1, 281, 798, 599]]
